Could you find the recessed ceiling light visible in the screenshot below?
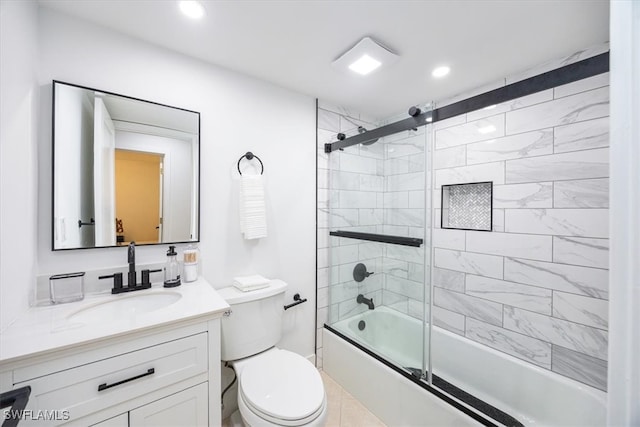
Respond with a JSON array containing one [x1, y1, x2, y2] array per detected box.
[[478, 125, 497, 134], [332, 37, 399, 76], [348, 54, 382, 75], [432, 66, 450, 78], [179, 1, 205, 19]]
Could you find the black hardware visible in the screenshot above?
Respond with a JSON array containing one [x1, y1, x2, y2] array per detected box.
[[0, 386, 32, 427], [237, 151, 264, 175], [356, 126, 379, 145], [358, 320, 366, 331], [337, 133, 346, 140], [127, 242, 136, 287], [100, 273, 153, 294], [110, 282, 151, 294], [330, 231, 423, 247], [98, 368, 155, 392], [78, 218, 95, 228], [356, 294, 375, 310], [99, 272, 124, 292], [142, 269, 162, 286], [283, 293, 307, 310], [99, 242, 158, 294], [408, 106, 422, 117], [353, 263, 374, 282], [325, 52, 609, 152]]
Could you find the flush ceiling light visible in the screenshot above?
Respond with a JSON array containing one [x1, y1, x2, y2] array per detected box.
[[432, 65, 451, 78], [179, 1, 205, 19], [333, 37, 399, 76], [348, 54, 382, 75]]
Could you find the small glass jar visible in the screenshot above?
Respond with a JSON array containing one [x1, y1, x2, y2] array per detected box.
[[49, 272, 85, 304], [183, 244, 199, 283]]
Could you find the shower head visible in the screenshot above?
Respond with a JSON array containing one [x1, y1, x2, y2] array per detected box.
[[357, 126, 379, 145]]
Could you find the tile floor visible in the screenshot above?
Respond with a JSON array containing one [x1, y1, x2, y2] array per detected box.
[[222, 370, 386, 427], [321, 371, 387, 427]]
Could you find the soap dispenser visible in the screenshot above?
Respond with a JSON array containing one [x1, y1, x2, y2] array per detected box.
[[163, 245, 181, 288]]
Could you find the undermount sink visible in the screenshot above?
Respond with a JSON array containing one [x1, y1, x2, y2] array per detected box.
[[67, 291, 182, 324]]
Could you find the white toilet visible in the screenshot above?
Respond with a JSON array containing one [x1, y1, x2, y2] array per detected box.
[[219, 280, 327, 427]]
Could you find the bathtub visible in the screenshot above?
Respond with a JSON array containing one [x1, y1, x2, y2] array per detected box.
[[329, 306, 606, 426]]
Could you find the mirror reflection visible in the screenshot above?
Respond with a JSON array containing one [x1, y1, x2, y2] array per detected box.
[[52, 81, 199, 250]]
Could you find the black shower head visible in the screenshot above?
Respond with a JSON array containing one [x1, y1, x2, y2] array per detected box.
[[357, 126, 379, 146]]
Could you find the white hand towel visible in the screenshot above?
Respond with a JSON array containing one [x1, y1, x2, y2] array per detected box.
[[233, 275, 270, 292], [239, 175, 267, 240]]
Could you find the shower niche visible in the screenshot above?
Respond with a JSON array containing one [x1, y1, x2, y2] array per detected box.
[[441, 181, 492, 231]]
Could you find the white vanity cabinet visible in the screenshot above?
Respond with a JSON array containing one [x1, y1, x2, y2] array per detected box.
[[128, 382, 209, 426], [2, 319, 221, 426], [91, 383, 209, 427]]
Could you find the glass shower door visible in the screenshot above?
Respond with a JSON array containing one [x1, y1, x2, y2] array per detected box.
[[324, 108, 432, 379]]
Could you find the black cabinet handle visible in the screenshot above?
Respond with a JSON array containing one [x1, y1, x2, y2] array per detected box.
[[98, 368, 155, 392], [0, 386, 31, 427]]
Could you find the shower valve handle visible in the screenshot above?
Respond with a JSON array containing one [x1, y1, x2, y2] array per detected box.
[[353, 263, 374, 282]]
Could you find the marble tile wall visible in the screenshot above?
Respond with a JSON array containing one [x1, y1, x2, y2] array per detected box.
[[316, 103, 384, 369], [316, 104, 429, 368], [431, 72, 610, 391], [380, 127, 427, 319], [317, 47, 609, 393]]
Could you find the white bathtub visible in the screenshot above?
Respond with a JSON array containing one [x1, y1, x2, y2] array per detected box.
[[331, 306, 606, 426]]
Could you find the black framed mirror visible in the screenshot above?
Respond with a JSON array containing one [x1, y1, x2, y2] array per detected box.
[[52, 81, 200, 250]]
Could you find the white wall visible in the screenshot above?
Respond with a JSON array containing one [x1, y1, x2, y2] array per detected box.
[[0, 1, 39, 331], [608, 1, 640, 424], [0, 7, 317, 358]]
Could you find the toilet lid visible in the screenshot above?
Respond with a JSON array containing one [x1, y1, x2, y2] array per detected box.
[[239, 350, 325, 421]]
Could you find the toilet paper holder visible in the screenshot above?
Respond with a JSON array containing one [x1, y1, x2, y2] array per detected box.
[[283, 293, 307, 310]]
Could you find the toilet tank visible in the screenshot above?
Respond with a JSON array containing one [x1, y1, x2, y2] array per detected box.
[[218, 280, 288, 361]]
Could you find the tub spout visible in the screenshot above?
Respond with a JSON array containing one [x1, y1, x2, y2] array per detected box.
[[357, 294, 375, 310]]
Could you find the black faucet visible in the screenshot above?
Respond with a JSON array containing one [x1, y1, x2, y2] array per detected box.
[[127, 241, 136, 287], [357, 294, 375, 310], [98, 241, 161, 294]]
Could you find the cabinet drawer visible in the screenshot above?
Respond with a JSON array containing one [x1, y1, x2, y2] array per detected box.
[[15, 333, 207, 424]]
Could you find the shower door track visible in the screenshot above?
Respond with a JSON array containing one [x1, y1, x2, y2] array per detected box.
[[324, 325, 524, 427], [325, 51, 609, 153]]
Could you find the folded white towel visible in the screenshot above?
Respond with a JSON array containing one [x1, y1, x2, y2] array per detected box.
[[233, 275, 270, 292], [239, 175, 267, 240]]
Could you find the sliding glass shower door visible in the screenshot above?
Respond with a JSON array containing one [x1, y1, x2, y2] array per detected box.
[[325, 108, 433, 380]]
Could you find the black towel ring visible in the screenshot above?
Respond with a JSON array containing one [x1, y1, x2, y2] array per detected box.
[[237, 152, 264, 175]]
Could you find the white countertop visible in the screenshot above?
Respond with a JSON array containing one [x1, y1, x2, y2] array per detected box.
[[0, 278, 230, 364]]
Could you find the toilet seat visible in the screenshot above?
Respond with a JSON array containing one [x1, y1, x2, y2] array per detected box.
[[237, 349, 326, 426]]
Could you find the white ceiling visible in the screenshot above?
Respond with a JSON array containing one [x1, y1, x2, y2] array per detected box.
[[40, 0, 610, 119]]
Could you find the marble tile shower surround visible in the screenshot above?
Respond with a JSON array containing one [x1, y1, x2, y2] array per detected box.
[[316, 103, 428, 369], [431, 72, 610, 392], [317, 104, 383, 370], [317, 45, 610, 392]]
